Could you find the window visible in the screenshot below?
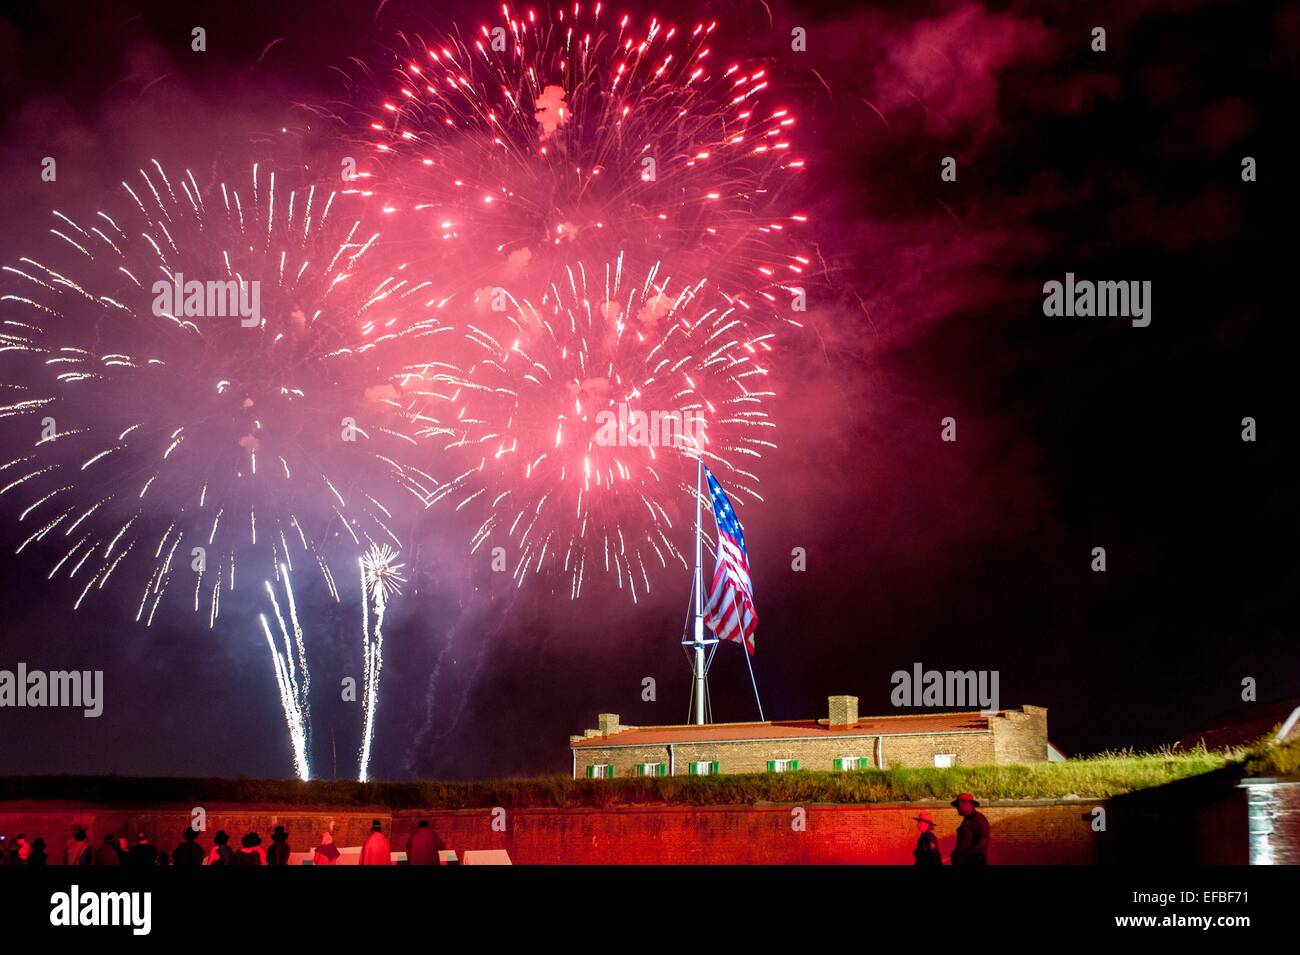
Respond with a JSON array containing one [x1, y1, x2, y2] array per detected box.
[[635, 762, 667, 777], [585, 763, 615, 779], [689, 761, 720, 776], [834, 756, 867, 771], [934, 754, 956, 768], [767, 758, 800, 773]]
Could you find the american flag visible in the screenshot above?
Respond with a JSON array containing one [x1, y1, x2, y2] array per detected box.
[[702, 466, 758, 655]]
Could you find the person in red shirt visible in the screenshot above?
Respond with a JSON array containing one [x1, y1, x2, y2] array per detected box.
[[358, 819, 391, 865], [406, 820, 443, 865], [312, 832, 341, 865]]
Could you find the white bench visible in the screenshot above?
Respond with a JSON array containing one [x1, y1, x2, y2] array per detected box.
[[461, 849, 512, 865]]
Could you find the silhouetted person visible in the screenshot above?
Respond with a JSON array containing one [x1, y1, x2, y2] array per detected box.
[[233, 832, 266, 865], [950, 793, 990, 865], [1, 835, 23, 865], [27, 838, 48, 866], [406, 820, 442, 865], [208, 830, 235, 866], [358, 819, 391, 865], [128, 832, 158, 867], [94, 833, 122, 866], [312, 832, 340, 866], [912, 811, 942, 866], [65, 828, 92, 866], [172, 828, 205, 866], [266, 826, 291, 865]]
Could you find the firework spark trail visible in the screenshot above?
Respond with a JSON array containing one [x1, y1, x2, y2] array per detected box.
[[358, 542, 405, 782], [400, 253, 775, 601], [0, 161, 460, 623], [259, 565, 313, 780], [356, 3, 809, 318]]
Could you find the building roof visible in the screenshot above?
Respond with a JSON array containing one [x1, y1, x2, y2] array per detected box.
[[1177, 696, 1300, 751], [571, 710, 994, 749]]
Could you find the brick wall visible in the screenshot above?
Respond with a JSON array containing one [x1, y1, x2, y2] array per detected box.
[[992, 705, 1049, 763], [879, 732, 995, 769], [574, 732, 997, 777], [5, 778, 1290, 866], [577, 745, 671, 777], [0, 800, 1101, 865], [572, 706, 1049, 776], [415, 803, 1100, 864]]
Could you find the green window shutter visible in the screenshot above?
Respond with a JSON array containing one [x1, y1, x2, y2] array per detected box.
[[767, 760, 776, 773], [688, 762, 697, 775], [657, 762, 667, 777], [635, 764, 643, 777], [711, 761, 720, 774], [605, 765, 614, 778], [586, 764, 594, 778], [834, 758, 843, 771], [791, 760, 800, 771]]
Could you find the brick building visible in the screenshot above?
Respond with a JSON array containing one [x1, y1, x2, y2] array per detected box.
[[571, 696, 1050, 778]]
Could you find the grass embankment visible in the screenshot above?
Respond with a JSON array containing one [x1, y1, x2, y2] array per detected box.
[[1243, 735, 1300, 777], [3, 743, 1284, 809]]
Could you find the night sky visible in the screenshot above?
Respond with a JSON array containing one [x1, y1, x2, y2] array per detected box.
[[0, 0, 1295, 780]]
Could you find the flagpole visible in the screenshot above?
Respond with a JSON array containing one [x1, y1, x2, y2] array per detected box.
[[692, 453, 706, 725], [733, 591, 766, 721]]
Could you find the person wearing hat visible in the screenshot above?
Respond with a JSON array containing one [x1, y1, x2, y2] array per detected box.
[[912, 811, 943, 866], [172, 827, 205, 867], [949, 793, 990, 865], [358, 819, 392, 865], [207, 830, 235, 866], [266, 825, 291, 866], [233, 832, 266, 865]]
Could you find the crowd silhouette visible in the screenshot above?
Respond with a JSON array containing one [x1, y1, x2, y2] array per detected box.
[[0, 818, 448, 866]]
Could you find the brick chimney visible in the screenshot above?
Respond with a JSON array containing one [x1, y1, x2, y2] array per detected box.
[[828, 695, 858, 728], [597, 713, 621, 736]]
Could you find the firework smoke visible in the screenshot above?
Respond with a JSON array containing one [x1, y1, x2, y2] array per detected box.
[[0, 161, 454, 625]]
